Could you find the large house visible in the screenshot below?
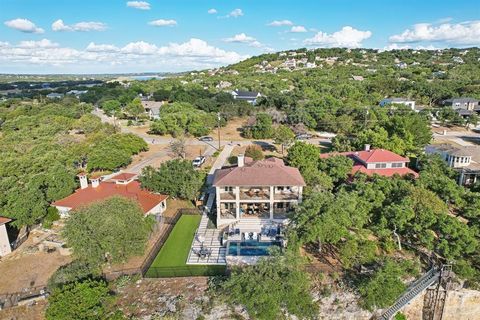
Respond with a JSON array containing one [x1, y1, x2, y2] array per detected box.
[[320, 146, 419, 178], [442, 98, 479, 111], [141, 101, 163, 120], [231, 90, 262, 105], [425, 144, 480, 185], [52, 172, 168, 218], [213, 155, 305, 227], [379, 98, 416, 110]]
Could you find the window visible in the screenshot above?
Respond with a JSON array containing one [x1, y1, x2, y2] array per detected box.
[[224, 187, 233, 192], [277, 203, 284, 209], [375, 163, 387, 169], [277, 187, 284, 191], [391, 163, 403, 168]]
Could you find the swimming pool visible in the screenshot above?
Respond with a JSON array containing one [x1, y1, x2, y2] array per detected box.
[[227, 240, 281, 256]]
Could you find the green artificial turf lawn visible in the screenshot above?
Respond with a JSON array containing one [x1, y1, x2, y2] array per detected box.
[[145, 215, 225, 277]]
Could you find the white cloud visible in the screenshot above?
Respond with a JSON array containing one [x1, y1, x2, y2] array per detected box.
[[291, 26, 307, 33], [158, 38, 247, 64], [121, 41, 158, 55], [268, 20, 293, 27], [208, 8, 217, 14], [383, 43, 438, 51], [228, 9, 243, 18], [86, 42, 119, 52], [4, 18, 44, 33], [52, 19, 107, 32], [389, 21, 480, 45], [149, 19, 177, 27], [304, 26, 372, 48], [0, 38, 247, 73], [223, 33, 256, 43], [222, 33, 265, 48], [126, 1, 151, 10], [18, 39, 59, 48]]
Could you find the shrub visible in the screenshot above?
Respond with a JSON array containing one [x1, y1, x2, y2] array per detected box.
[[43, 207, 60, 229], [48, 260, 100, 290], [245, 145, 264, 161]]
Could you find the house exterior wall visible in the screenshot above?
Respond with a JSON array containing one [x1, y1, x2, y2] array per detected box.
[[365, 162, 406, 169], [216, 185, 303, 227], [0, 224, 11, 256]]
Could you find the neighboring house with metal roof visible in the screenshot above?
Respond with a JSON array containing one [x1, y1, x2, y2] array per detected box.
[[380, 97, 416, 110], [46, 93, 64, 99], [230, 90, 262, 105], [320, 145, 419, 178], [141, 101, 163, 120], [213, 155, 305, 227], [426, 143, 480, 185], [442, 98, 479, 111], [52, 172, 168, 218]]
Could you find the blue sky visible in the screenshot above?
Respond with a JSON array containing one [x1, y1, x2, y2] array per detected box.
[[0, 0, 479, 73]]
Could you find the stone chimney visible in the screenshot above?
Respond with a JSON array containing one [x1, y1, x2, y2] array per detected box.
[[364, 144, 371, 152], [78, 174, 88, 190], [90, 177, 100, 188], [238, 154, 245, 168]]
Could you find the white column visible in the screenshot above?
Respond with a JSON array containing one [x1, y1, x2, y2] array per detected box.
[[269, 186, 274, 220], [0, 225, 11, 256], [216, 187, 221, 226], [235, 186, 240, 220], [298, 186, 303, 203]]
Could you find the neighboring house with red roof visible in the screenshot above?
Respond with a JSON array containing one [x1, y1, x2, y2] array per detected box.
[[0, 216, 12, 256], [320, 145, 418, 178], [213, 155, 306, 227], [52, 172, 168, 218]]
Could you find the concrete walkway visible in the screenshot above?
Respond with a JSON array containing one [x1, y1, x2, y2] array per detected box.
[[206, 144, 234, 185], [186, 214, 226, 265]]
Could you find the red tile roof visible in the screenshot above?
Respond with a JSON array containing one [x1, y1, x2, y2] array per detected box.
[[352, 164, 419, 178], [320, 149, 408, 163], [0, 217, 12, 225], [321, 149, 418, 178], [108, 172, 137, 181], [52, 180, 168, 214], [213, 157, 306, 187]]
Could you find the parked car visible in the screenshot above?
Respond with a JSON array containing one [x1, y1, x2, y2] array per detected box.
[[192, 156, 206, 167], [295, 133, 312, 140], [199, 136, 214, 142]]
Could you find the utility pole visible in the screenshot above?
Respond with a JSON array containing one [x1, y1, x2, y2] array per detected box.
[[217, 112, 221, 150]]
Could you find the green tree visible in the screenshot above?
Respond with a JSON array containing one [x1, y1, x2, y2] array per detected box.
[[221, 251, 318, 320], [101, 99, 121, 117], [139, 160, 204, 201], [273, 125, 295, 155], [125, 97, 144, 124], [318, 155, 354, 184], [245, 145, 264, 160], [243, 113, 274, 139], [359, 259, 414, 310], [63, 196, 152, 266], [46, 279, 112, 320]]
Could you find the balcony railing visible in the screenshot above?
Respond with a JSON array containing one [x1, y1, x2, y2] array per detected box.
[[240, 189, 270, 200], [220, 209, 236, 220], [274, 191, 299, 201], [219, 192, 236, 200]]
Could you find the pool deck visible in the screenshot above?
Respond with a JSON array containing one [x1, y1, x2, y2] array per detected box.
[[186, 213, 227, 265]]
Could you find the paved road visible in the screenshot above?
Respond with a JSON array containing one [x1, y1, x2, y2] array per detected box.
[[92, 108, 331, 173]]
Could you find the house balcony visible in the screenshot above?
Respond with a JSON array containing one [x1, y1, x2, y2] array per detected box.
[[219, 192, 236, 201], [239, 188, 270, 201], [219, 203, 236, 220], [273, 203, 295, 220], [240, 203, 270, 219], [274, 191, 300, 201]]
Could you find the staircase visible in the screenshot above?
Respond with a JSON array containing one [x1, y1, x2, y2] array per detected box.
[[228, 218, 275, 232], [379, 267, 441, 320]]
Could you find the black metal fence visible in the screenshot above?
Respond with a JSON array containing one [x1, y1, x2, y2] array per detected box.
[[103, 208, 203, 281], [145, 265, 226, 278]]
